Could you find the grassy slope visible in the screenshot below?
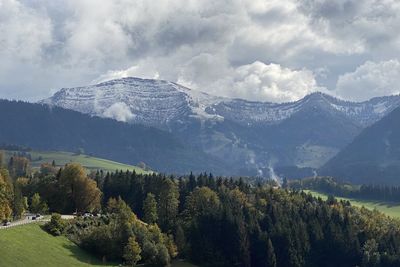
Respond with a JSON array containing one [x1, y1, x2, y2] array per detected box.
[[0, 224, 114, 267], [305, 190, 400, 219], [0, 223, 197, 267], [4, 150, 150, 174]]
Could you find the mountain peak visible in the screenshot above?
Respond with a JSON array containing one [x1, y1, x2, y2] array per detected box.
[[42, 77, 400, 127]]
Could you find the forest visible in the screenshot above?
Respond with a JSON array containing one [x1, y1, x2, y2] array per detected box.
[[3, 153, 400, 266]]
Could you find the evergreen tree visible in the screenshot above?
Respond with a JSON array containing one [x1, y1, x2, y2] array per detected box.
[[143, 193, 158, 224], [158, 179, 179, 231]]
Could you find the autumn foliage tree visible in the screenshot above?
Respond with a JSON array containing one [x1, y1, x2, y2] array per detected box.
[[0, 170, 12, 221], [58, 163, 101, 213]]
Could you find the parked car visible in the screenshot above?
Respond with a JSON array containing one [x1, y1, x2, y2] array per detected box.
[[2, 221, 11, 226]]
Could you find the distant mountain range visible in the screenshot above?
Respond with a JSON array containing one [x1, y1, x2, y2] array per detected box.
[[40, 77, 400, 177], [321, 106, 400, 185]]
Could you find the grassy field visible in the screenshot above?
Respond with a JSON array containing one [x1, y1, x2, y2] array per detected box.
[[0, 223, 114, 267], [4, 150, 150, 174], [0, 223, 197, 267], [305, 190, 400, 219]]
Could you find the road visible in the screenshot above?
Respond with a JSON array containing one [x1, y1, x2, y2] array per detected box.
[[0, 215, 74, 230]]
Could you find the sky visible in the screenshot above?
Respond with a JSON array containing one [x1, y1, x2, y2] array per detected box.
[[1, 0, 400, 103]]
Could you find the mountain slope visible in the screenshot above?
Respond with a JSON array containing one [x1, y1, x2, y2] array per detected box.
[[0, 100, 226, 174], [41, 77, 400, 176], [2, 150, 150, 173], [321, 106, 400, 185]]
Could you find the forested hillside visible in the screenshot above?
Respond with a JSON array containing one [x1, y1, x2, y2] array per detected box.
[[0, 100, 226, 174], [2, 154, 400, 266], [321, 106, 400, 185]]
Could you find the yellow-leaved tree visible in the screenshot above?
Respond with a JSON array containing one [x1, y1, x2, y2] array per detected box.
[[58, 163, 101, 213], [0, 169, 13, 221]]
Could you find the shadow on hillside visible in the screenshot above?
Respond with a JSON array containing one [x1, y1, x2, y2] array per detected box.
[[62, 243, 117, 266]]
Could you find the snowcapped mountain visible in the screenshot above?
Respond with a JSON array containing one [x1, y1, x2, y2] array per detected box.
[[42, 77, 400, 128], [41, 78, 224, 128], [41, 77, 400, 176]]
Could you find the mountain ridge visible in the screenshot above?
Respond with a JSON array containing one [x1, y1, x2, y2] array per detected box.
[[41, 77, 400, 176], [42, 77, 400, 128]]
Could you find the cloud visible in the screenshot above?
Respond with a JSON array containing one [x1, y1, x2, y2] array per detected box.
[[335, 60, 400, 101], [177, 61, 323, 103], [1, 0, 400, 102], [102, 102, 135, 122], [97, 56, 322, 103], [228, 62, 322, 102]]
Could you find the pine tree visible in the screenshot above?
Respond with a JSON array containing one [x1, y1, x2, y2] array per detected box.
[[188, 172, 196, 191], [143, 193, 158, 224], [158, 179, 179, 230]]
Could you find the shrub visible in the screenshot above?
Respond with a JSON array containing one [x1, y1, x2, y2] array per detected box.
[[45, 213, 66, 236]]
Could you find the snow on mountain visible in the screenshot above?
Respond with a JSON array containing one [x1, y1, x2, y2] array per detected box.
[[40, 77, 400, 176], [42, 78, 224, 127], [41, 77, 400, 128]]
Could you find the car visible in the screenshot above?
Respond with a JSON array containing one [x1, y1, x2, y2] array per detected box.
[[36, 214, 41, 218], [2, 221, 11, 226]]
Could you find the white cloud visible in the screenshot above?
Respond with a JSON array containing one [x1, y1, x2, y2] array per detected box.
[[102, 102, 135, 122], [335, 60, 400, 101], [192, 61, 323, 103], [0, 0, 52, 61], [228, 62, 322, 102]]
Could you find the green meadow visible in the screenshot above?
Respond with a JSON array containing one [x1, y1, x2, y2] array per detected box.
[[305, 190, 400, 219], [0, 223, 114, 267], [0, 223, 197, 267], [4, 150, 150, 174]]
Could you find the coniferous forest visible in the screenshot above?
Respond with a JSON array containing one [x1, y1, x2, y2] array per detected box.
[[2, 155, 400, 266]]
